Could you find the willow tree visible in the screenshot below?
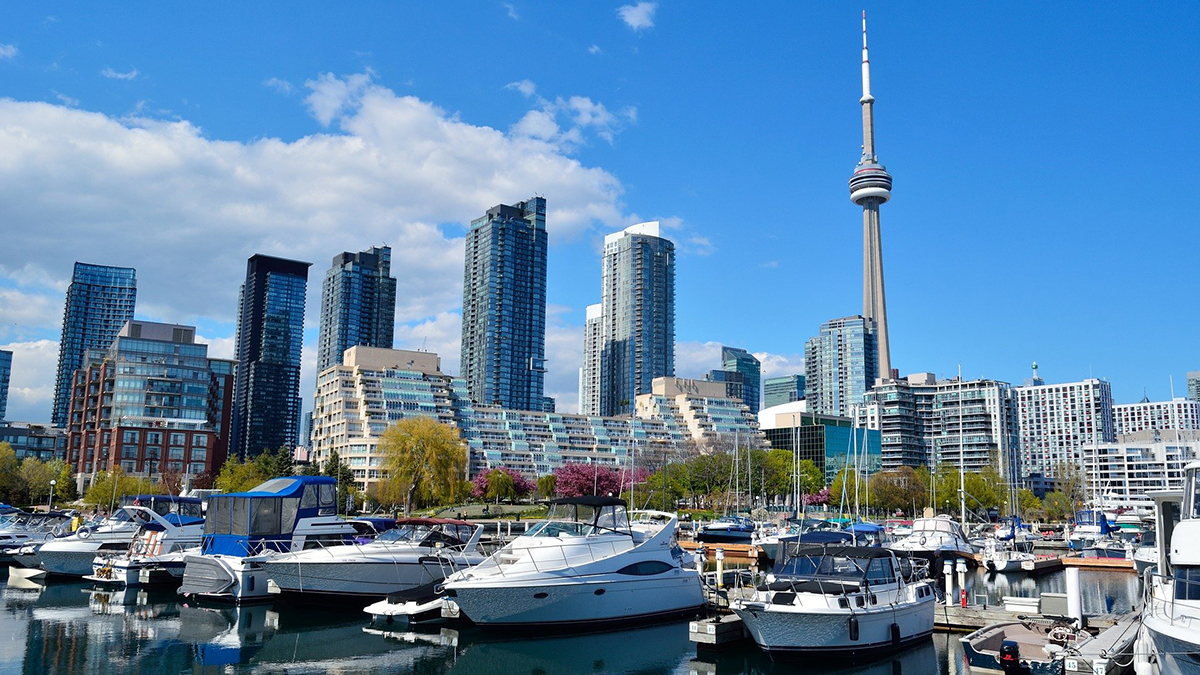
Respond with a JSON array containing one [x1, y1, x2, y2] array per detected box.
[[377, 417, 468, 514]]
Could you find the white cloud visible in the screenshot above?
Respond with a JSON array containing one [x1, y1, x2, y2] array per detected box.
[[588, 45, 602, 56], [505, 79, 537, 98], [754, 352, 805, 379], [685, 235, 716, 256], [544, 305, 582, 413], [0, 339, 59, 422], [617, 2, 657, 31], [303, 70, 373, 126], [0, 44, 17, 60], [100, 67, 139, 80], [506, 83, 636, 147], [53, 91, 79, 107], [759, 260, 779, 269], [263, 77, 294, 95], [503, 2, 519, 19]]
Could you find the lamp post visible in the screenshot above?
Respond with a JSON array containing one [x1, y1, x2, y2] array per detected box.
[[48, 479, 57, 511]]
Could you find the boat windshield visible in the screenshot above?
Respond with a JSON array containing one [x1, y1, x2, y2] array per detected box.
[[777, 552, 867, 581], [912, 519, 958, 535], [376, 524, 433, 543], [524, 503, 630, 538]]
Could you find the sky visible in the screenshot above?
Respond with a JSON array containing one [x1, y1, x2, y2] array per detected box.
[[1, 3, 1198, 424]]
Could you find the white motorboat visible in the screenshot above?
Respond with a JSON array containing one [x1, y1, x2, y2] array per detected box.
[[0, 511, 72, 563], [731, 543, 936, 660], [179, 476, 357, 603], [36, 495, 203, 577], [85, 506, 205, 587], [263, 517, 486, 601], [981, 538, 1036, 574], [1133, 531, 1158, 575], [1139, 468, 1200, 675], [1083, 535, 1134, 560], [440, 497, 704, 626], [887, 515, 975, 564]]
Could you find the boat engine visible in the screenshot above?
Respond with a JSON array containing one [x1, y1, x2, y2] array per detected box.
[[998, 639, 1026, 674]]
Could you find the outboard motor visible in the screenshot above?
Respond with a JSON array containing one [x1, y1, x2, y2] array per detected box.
[[998, 639, 1026, 674]]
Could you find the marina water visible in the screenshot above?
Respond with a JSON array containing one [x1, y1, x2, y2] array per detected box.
[[1, 566, 1137, 674]]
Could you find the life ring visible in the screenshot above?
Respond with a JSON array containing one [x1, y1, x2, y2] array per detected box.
[[77, 527, 92, 539], [919, 536, 927, 546]]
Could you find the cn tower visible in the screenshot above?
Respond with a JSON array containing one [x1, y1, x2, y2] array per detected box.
[[848, 11, 893, 382]]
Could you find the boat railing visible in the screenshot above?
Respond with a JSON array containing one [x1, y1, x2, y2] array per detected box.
[[1143, 569, 1200, 631], [466, 533, 632, 580]]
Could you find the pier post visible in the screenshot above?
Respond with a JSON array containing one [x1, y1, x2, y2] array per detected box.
[[955, 559, 967, 607], [943, 560, 953, 605], [1066, 566, 1083, 627], [715, 548, 725, 590]]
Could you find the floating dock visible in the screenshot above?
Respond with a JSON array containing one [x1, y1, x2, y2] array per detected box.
[[678, 541, 760, 561], [1061, 556, 1134, 572]]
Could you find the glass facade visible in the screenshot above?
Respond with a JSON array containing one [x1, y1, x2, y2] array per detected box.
[[316, 246, 396, 372], [460, 197, 547, 411], [763, 374, 805, 409], [721, 346, 761, 412], [599, 223, 675, 416], [763, 414, 882, 485], [233, 255, 311, 459], [52, 262, 137, 426], [0, 349, 10, 420], [804, 315, 877, 417]]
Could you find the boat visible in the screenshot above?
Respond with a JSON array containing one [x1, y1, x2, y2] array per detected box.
[[1068, 509, 1117, 551], [886, 514, 975, 564], [1082, 535, 1133, 559], [1139, 467, 1200, 675], [981, 538, 1037, 574], [1132, 530, 1157, 575], [757, 517, 853, 562], [84, 506, 205, 587], [34, 495, 203, 577], [0, 511, 73, 563], [731, 543, 935, 660], [439, 497, 704, 626], [262, 517, 486, 602], [962, 617, 1092, 674], [179, 475, 358, 603], [694, 515, 756, 544]]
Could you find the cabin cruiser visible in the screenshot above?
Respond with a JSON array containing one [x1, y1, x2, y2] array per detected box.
[[695, 515, 756, 544], [1068, 509, 1117, 550], [887, 514, 975, 564], [0, 511, 72, 563], [1139, 468, 1200, 675], [179, 476, 357, 603], [731, 543, 935, 659], [33, 495, 203, 577], [1083, 535, 1134, 560], [263, 518, 486, 601], [1133, 531, 1158, 575], [757, 518, 853, 562], [981, 538, 1036, 574], [85, 506, 204, 587], [439, 497, 704, 626]]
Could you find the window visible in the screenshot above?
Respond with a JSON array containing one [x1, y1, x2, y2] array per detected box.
[[190, 448, 207, 461], [1176, 566, 1200, 601], [617, 560, 674, 576], [192, 434, 208, 447], [170, 433, 186, 446], [122, 430, 139, 443], [146, 432, 162, 446], [189, 462, 206, 475], [250, 498, 280, 536], [169, 448, 185, 460]]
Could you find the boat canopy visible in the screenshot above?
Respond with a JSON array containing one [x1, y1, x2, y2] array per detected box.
[[528, 497, 631, 537], [200, 476, 340, 556], [375, 519, 476, 547], [547, 496, 627, 508], [774, 544, 901, 584], [121, 494, 204, 518], [846, 522, 884, 534], [911, 516, 965, 535]]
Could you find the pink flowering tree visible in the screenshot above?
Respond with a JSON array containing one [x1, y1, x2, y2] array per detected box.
[[472, 466, 535, 501], [803, 488, 831, 506], [553, 463, 650, 498]]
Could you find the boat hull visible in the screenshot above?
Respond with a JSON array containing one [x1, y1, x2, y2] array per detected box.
[[180, 554, 274, 604], [38, 547, 105, 577], [264, 558, 464, 600], [735, 595, 935, 660], [694, 530, 754, 545], [1143, 613, 1200, 675]]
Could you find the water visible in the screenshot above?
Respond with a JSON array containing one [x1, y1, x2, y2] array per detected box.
[[0, 566, 1137, 675]]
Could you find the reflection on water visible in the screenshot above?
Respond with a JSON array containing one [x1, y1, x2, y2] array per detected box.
[[0, 566, 1138, 675]]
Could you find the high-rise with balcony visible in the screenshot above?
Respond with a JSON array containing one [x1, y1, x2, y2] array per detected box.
[[1188, 371, 1200, 403], [804, 315, 877, 417], [51, 262, 137, 426], [598, 222, 675, 416], [579, 303, 603, 415], [316, 246, 397, 372], [0, 349, 11, 420], [232, 254, 311, 459], [1014, 377, 1114, 481], [460, 197, 548, 411]]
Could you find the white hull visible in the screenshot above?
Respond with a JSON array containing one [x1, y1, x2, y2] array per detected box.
[[1142, 612, 1200, 675], [448, 571, 703, 626], [735, 593, 935, 657], [265, 559, 464, 598]]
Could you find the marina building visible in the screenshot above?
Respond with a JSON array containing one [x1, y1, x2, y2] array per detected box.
[[1014, 377, 1114, 482], [51, 262, 137, 427], [804, 315, 877, 417], [1114, 398, 1200, 435], [65, 321, 234, 480], [316, 246, 397, 372], [460, 197, 548, 411], [763, 374, 805, 409]]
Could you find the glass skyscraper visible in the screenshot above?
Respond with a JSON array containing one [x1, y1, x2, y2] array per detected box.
[[460, 197, 548, 411], [316, 246, 397, 372], [599, 222, 675, 417], [232, 254, 311, 459], [804, 315, 877, 417], [0, 349, 11, 420], [721, 346, 761, 412], [52, 262, 137, 427], [764, 374, 805, 408]]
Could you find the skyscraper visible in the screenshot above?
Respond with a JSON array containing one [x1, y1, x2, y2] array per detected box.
[[0, 349, 11, 420], [599, 222, 675, 416], [763, 374, 805, 408], [51, 262, 137, 426], [316, 246, 397, 372], [1014, 377, 1114, 481], [721, 346, 762, 412], [460, 197, 548, 411], [850, 13, 894, 382], [1189, 371, 1200, 403], [232, 254, 311, 459], [579, 303, 603, 415], [804, 315, 877, 417]]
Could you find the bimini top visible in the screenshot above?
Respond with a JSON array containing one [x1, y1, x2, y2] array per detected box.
[[392, 517, 474, 527], [846, 522, 885, 534], [786, 544, 897, 560], [223, 475, 337, 498], [547, 496, 627, 508]]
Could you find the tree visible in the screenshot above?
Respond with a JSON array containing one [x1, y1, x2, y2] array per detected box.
[[0, 443, 24, 505], [471, 467, 534, 502], [554, 463, 625, 498], [83, 469, 161, 507], [159, 465, 184, 496], [1043, 491, 1073, 521], [215, 456, 270, 494], [19, 459, 57, 504], [323, 450, 359, 514], [1053, 461, 1088, 512], [52, 461, 78, 503], [377, 417, 468, 513], [1017, 489, 1043, 521], [761, 449, 793, 501], [268, 445, 295, 478], [797, 460, 824, 496], [868, 467, 928, 516], [537, 474, 557, 499]]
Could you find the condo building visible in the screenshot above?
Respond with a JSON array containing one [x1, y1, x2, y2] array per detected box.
[[1014, 377, 1114, 481], [316, 246, 397, 372]]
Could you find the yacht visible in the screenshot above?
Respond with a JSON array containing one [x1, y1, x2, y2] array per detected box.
[[981, 538, 1036, 574], [0, 511, 72, 563], [262, 517, 486, 601], [1139, 468, 1200, 675], [757, 518, 853, 563], [85, 506, 205, 586], [439, 497, 704, 626], [1133, 530, 1158, 575], [34, 495, 203, 577], [887, 514, 975, 564], [1083, 535, 1134, 560], [731, 543, 935, 660], [694, 515, 756, 544], [179, 476, 357, 603], [1068, 509, 1116, 551]]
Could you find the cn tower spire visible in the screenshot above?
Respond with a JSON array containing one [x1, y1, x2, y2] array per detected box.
[[849, 11, 893, 383]]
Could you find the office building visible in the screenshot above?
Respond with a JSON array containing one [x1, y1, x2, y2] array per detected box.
[[1114, 398, 1200, 436], [759, 407, 882, 484], [460, 197, 548, 411], [316, 246, 397, 372], [1014, 377, 1114, 481], [719, 346, 761, 412], [1082, 430, 1200, 512], [0, 349, 10, 420], [804, 315, 877, 417], [232, 254, 311, 459], [1189, 371, 1200, 403], [66, 321, 234, 479], [51, 262, 137, 426], [705, 369, 745, 405], [579, 303, 603, 415], [764, 374, 805, 409], [598, 222, 675, 416], [0, 421, 67, 461], [850, 15, 895, 381]]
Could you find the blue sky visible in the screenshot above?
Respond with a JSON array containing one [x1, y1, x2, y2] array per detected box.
[[1, 3, 1197, 422]]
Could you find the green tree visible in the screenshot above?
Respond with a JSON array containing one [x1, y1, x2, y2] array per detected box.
[[1043, 491, 1072, 521], [214, 456, 270, 494], [1017, 488, 1043, 520], [537, 474, 557, 499], [0, 443, 25, 505], [322, 450, 359, 513], [19, 458, 57, 504], [830, 468, 867, 513], [52, 460, 78, 503], [868, 466, 928, 516], [641, 464, 687, 511], [1052, 461, 1088, 511], [761, 449, 793, 500], [377, 417, 467, 513], [268, 445, 295, 478], [484, 469, 516, 503], [797, 460, 824, 496], [83, 469, 162, 507]]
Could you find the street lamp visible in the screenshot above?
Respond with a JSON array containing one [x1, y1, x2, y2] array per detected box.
[[48, 479, 57, 511]]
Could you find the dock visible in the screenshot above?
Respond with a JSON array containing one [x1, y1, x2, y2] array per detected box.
[[678, 540, 761, 561], [1061, 556, 1134, 572]]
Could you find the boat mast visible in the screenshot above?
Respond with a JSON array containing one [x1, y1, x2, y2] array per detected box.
[[959, 364, 967, 527]]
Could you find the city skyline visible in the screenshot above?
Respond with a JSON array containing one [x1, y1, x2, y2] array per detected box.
[[1, 5, 1198, 424]]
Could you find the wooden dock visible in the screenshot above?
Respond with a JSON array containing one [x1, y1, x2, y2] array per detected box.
[[1061, 556, 1135, 572], [679, 540, 761, 561]]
